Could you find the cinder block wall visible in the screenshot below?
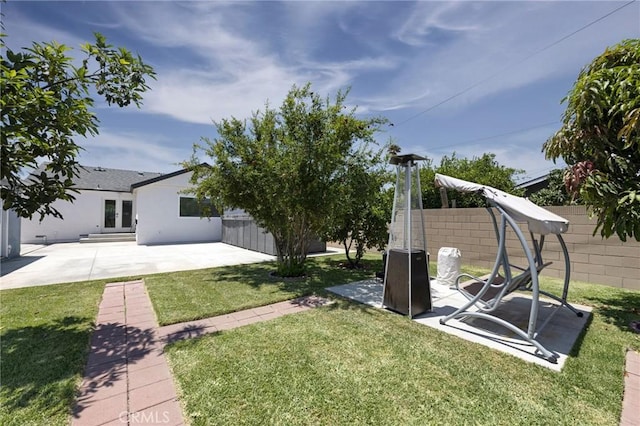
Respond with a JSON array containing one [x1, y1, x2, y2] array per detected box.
[[422, 206, 639, 291]]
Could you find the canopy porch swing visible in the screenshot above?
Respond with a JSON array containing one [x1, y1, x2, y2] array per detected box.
[[434, 174, 583, 363]]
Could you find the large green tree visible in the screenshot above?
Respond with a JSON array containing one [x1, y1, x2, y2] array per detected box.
[[1, 32, 155, 219], [321, 149, 392, 268], [543, 39, 640, 241], [188, 83, 388, 276], [420, 153, 523, 208]]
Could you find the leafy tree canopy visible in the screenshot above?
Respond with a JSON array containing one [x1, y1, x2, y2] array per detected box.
[[1, 32, 155, 219], [527, 168, 583, 206], [188, 83, 388, 276], [420, 153, 523, 208], [543, 39, 640, 241]]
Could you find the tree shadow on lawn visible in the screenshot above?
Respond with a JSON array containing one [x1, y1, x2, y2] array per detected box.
[[1, 316, 92, 416], [0, 316, 156, 420], [581, 290, 640, 334], [206, 257, 380, 295]]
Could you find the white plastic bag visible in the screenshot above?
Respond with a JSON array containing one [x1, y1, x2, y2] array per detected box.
[[436, 247, 461, 287]]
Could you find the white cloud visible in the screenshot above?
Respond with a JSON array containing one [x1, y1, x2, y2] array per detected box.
[[392, 1, 483, 47], [144, 55, 397, 124], [76, 130, 189, 173], [3, 10, 84, 50], [13, 1, 635, 123], [7, 1, 639, 120], [104, 2, 397, 124], [360, 1, 639, 112], [144, 67, 295, 124], [5, 0, 637, 178]]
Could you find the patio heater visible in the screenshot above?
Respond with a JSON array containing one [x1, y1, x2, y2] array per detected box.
[[382, 154, 432, 318]]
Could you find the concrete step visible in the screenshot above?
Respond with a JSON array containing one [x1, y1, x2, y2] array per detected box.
[[86, 233, 135, 239], [79, 233, 136, 243]]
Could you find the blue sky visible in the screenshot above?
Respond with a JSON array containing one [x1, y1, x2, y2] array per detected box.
[[4, 1, 639, 182]]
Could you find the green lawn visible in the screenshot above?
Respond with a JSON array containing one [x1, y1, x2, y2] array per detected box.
[[157, 257, 639, 425], [145, 254, 490, 326], [145, 255, 381, 326], [1, 254, 638, 425], [165, 298, 636, 425], [0, 280, 105, 426]]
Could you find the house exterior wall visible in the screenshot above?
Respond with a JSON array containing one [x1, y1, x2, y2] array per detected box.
[[421, 205, 640, 291], [1, 200, 21, 258], [134, 172, 221, 245], [21, 190, 134, 243]]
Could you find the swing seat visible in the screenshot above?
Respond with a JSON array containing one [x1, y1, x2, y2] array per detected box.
[[457, 262, 551, 309]]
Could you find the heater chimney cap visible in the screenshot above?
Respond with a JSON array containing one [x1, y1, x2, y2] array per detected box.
[[389, 154, 427, 165]]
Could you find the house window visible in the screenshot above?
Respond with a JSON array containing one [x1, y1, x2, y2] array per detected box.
[[179, 197, 219, 217]]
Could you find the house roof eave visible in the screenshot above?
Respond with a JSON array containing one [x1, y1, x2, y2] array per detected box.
[[130, 163, 210, 190]]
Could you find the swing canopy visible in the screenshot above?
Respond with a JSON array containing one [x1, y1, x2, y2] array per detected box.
[[434, 174, 569, 235]]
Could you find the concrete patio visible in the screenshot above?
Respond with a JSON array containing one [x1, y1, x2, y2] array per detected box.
[[1, 242, 344, 290], [1, 241, 280, 290]]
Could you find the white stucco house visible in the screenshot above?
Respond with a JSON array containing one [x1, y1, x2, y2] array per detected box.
[[21, 164, 221, 245]]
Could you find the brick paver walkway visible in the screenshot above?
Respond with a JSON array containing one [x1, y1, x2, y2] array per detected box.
[[72, 280, 331, 426], [621, 349, 640, 426], [156, 295, 331, 345]]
